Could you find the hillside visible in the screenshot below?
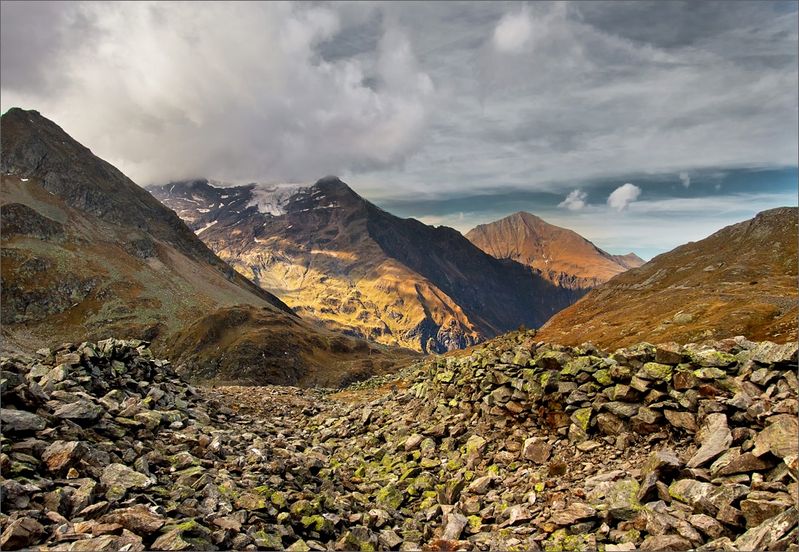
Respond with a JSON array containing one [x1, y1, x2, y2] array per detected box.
[[466, 211, 643, 290], [0, 109, 413, 386], [536, 207, 798, 348], [152, 179, 578, 353]]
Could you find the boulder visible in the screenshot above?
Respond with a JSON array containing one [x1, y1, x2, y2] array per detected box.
[[751, 414, 798, 460], [0, 408, 47, 432], [687, 413, 732, 468]]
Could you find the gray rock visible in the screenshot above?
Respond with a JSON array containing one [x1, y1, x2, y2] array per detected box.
[[100, 463, 152, 500], [0, 408, 47, 432], [751, 414, 798, 460], [687, 413, 732, 468], [689, 514, 726, 539], [603, 402, 640, 418], [749, 342, 798, 365], [605, 478, 641, 521], [441, 511, 467, 540], [53, 399, 103, 421]]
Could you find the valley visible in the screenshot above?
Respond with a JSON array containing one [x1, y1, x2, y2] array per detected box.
[[3, 2, 798, 550]]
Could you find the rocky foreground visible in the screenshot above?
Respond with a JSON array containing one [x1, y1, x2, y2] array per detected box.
[[1, 333, 797, 551]]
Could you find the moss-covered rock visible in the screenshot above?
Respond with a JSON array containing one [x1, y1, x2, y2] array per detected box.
[[375, 484, 404, 510], [640, 362, 673, 381]]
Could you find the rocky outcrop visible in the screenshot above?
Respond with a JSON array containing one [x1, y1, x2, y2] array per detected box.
[[2, 334, 796, 550]]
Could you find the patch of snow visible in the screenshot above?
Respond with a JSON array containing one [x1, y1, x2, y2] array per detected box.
[[21, 178, 29, 182], [246, 183, 309, 216], [220, 195, 229, 199], [196, 220, 218, 235], [198, 208, 210, 213]]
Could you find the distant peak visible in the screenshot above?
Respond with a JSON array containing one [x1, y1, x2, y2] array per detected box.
[[315, 175, 344, 185], [313, 175, 355, 194], [2, 107, 47, 126], [507, 211, 543, 222], [3, 106, 37, 116]]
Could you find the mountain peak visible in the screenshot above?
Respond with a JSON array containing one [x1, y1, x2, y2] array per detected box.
[[466, 211, 644, 289], [313, 175, 354, 193]]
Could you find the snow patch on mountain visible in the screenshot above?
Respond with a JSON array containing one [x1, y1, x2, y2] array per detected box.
[[247, 184, 310, 216]]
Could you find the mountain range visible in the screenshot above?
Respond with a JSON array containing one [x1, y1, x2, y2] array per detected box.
[[3, 108, 795, 384], [151, 178, 582, 353], [0, 108, 414, 386], [465, 211, 644, 289]]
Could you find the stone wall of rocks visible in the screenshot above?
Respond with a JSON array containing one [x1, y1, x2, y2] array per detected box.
[[400, 331, 798, 550]]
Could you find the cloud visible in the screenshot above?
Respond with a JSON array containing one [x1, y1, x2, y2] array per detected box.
[[607, 183, 641, 212], [0, 2, 434, 185], [1, 1, 796, 197], [679, 172, 691, 188], [492, 6, 533, 53], [558, 189, 588, 210]]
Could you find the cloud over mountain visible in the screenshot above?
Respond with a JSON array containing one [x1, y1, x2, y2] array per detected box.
[[0, 2, 433, 185]]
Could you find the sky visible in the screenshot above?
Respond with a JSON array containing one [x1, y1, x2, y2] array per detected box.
[[1, 1, 797, 259]]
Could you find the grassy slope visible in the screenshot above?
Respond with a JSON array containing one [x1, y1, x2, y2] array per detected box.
[[536, 207, 798, 348]]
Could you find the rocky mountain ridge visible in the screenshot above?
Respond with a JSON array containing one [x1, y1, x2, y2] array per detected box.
[[2, 333, 796, 550], [465, 211, 644, 290], [1, 109, 412, 387], [151, 178, 578, 353], [537, 207, 798, 349]]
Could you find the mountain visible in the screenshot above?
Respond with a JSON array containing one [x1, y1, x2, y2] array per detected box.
[[536, 207, 798, 348], [0, 108, 412, 386], [466, 211, 644, 289], [151, 178, 578, 353]]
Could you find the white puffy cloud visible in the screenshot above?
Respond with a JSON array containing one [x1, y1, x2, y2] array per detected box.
[[679, 172, 691, 188], [492, 6, 533, 53], [607, 183, 641, 212], [558, 189, 588, 210]]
